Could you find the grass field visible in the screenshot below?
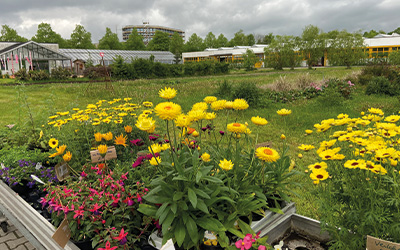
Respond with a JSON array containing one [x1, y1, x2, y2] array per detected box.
[[1, 66, 398, 219]]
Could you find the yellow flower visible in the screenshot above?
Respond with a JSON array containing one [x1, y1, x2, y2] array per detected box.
[[251, 116, 268, 126], [298, 144, 315, 151], [94, 132, 103, 142], [39, 130, 44, 139], [159, 87, 177, 100], [142, 101, 153, 107], [227, 123, 247, 133], [175, 114, 192, 127], [277, 109, 292, 116], [308, 162, 328, 171], [149, 156, 161, 166], [188, 109, 206, 122], [344, 159, 366, 169], [124, 125, 133, 133], [192, 130, 199, 137], [87, 104, 97, 109], [49, 138, 58, 148], [280, 134, 286, 140], [309, 169, 329, 183], [62, 151, 72, 162], [136, 117, 156, 133], [211, 100, 227, 111], [201, 152, 211, 162], [149, 144, 162, 154], [224, 101, 234, 109], [191, 102, 208, 111], [368, 107, 384, 116], [385, 115, 400, 123], [305, 129, 313, 135], [102, 132, 113, 141], [161, 143, 170, 151], [98, 145, 108, 155], [154, 102, 182, 120], [49, 145, 67, 158], [298, 153, 303, 159], [255, 147, 280, 162], [219, 159, 234, 171], [204, 96, 217, 103], [205, 112, 216, 120], [232, 99, 249, 110], [114, 134, 128, 147], [318, 148, 342, 160]]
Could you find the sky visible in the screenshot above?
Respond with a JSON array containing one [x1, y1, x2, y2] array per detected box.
[[1, 0, 400, 43]]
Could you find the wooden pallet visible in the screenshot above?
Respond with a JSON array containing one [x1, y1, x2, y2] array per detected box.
[[0, 182, 79, 250]]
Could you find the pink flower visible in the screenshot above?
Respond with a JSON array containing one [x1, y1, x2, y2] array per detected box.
[[113, 228, 128, 241], [258, 246, 266, 250], [98, 241, 118, 250], [73, 209, 84, 219], [235, 238, 252, 250]]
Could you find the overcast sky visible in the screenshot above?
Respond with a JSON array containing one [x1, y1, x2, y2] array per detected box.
[[1, 0, 400, 43]]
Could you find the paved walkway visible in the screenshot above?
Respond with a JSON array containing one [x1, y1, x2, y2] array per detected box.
[[0, 219, 36, 250]]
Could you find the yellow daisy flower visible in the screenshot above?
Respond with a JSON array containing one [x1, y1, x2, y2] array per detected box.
[[219, 159, 234, 171], [255, 147, 280, 162]]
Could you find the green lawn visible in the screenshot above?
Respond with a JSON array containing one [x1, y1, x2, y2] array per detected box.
[[1, 66, 397, 219]]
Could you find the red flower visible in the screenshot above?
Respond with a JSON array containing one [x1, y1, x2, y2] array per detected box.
[[73, 209, 84, 219], [235, 237, 252, 250], [113, 228, 128, 241], [98, 241, 118, 250]]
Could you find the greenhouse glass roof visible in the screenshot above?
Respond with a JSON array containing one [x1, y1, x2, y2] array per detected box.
[[0, 41, 70, 60]]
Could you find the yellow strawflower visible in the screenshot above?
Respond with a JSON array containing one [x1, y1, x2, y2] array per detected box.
[[201, 153, 211, 162], [149, 157, 161, 166], [211, 100, 227, 111], [98, 145, 108, 156], [175, 114, 192, 128], [159, 87, 177, 100], [277, 109, 292, 116], [102, 132, 113, 141], [232, 99, 249, 110], [204, 96, 217, 103], [251, 116, 268, 126], [219, 159, 234, 171], [94, 132, 103, 142], [136, 117, 156, 133], [154, 102, 182, 120], [255, 147, 280, 162], [227, 123, 247, 133]]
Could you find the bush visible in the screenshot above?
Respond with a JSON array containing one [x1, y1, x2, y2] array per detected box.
[[29, 70, 50, 81], [358, 73, 373, 86], [83, 66, 111, 79], [14, 69, 30, 81], [232, 81, 261, 106], [214, 80, 233, 99], [365, 76, 400, 96], [51, 67, 71, 80]]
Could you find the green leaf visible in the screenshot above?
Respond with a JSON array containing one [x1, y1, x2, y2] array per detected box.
[[237, 219, 253, 235], [173, 192, 184, 201], [195, 171, 202, 183], [202, 176, 223, 183], [194, 188, 210, 199], [185, 216, 199, 243], [138, 204, 157, 217], [188, 188, 198, 208], [156, 203, 170, 218], [159, 209, 172, 225], [196, 199, 209, 214], [196, 217, 226, 231], [171, 202, 178, 214], [174, 220, 186, 247], [162, 214, 175, 236], [269, 207, 284, 214], [227, 227, 245, 239], [172, 176, 189, 181]]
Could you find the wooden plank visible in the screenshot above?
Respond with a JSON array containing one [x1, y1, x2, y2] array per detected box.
[[0, 182, 79, 250]]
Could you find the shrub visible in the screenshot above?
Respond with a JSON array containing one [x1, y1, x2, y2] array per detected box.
[[232, 81, 261, 106], [214, 80, 233, 99], [51, 67, 71, 80], [83, 66, 111, 79], [358, 73, 373, 86], [365, 76, 400, 96], [14, 69, 30, 81], [29, 70, 50, 81]]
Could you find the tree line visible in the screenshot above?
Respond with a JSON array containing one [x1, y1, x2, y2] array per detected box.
[[1, 23, 399, 69]]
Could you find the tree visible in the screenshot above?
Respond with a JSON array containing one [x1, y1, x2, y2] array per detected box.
[[215, 34, 228, 48], [68, 24, 95, 49], [98, 27, 122, 50], [204, 32, 217, 48], [363, 29, 385, 38], [242, 49, 258, 71], [124, 29, 145, 50], [300, 25, 326, 69], [229, 30, 247, 46], [259, 33, 274, 44], [184, 33, 205, 52], [169, 32, 184, 64], [0, 25, 28, 42], [147, 30, 170, 51], [246, 34, 255, 46], [264, 35, 301, 70], [31, 23, 67, 47], [388, 27, 400, 35], [327, 30, 365, 68], [389, 50, 400, 65]]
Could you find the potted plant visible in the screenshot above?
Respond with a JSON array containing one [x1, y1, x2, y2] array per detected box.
[[43, 163, 151, 249]]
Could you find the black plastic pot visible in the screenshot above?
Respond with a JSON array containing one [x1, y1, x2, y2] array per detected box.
[[70, 239, 95, 250]]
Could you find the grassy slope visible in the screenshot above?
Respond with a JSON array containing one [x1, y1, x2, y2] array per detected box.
[[1, 66, 398, 218]]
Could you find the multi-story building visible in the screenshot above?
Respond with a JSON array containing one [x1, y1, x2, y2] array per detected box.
[[122, 23, 185, 44]]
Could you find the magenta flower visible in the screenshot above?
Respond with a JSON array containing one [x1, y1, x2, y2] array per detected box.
[[258, 246, 266, 250], [130, 139, 144, 146], [113, 228, 128, 241], [73, 209, 84, 219], [235, 237, 252, 250], [98, 241, 118, 250]]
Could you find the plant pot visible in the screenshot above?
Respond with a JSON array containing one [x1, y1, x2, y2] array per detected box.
[[71, 239, 95, 250]]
